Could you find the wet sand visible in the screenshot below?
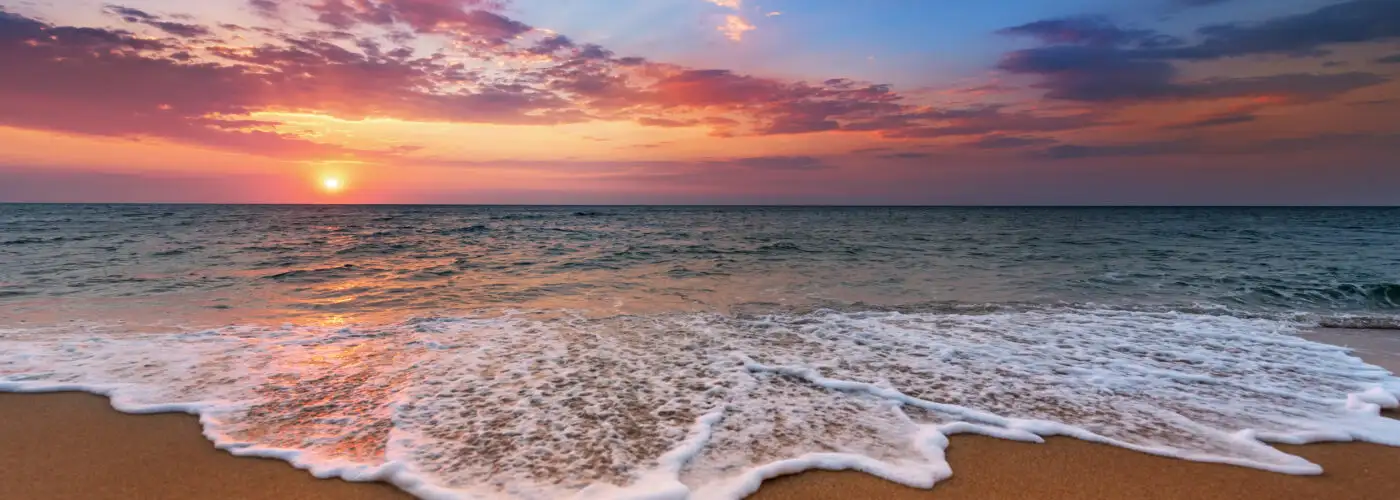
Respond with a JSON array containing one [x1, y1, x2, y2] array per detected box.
[[1, 329, 1397, 499], [0, 392, 410, 500]]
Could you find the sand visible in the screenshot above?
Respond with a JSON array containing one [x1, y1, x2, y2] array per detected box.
[[0, 392, 410, 500], [1, 329, 1398, 499]]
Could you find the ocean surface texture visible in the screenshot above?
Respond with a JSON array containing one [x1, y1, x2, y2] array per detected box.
[[2, 205, 1399, 499]]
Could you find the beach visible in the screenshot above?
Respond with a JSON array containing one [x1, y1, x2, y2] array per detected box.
[[4, 206, 1400, 499], [2, 329, 1396, 500]]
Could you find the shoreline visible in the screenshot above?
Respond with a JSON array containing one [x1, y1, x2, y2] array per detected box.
[[0, 329, 1397, 499]]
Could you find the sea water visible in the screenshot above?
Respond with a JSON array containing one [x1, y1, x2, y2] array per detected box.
[[1, 205, 1398, 499]]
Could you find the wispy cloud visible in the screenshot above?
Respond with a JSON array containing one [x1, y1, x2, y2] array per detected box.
[[720, 14, 756, 42], [705, 0, 755, 42]]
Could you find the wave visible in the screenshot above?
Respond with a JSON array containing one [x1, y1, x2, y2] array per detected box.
[[1, 307, 1398, 499], [434, 225, 489, 235], [263, 264, 367, 282], [1244, 283, 1400, 309], [0, 236, 89, 245]]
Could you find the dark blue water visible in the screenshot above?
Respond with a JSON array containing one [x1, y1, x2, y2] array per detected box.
[[2, 205, 1397, 327]]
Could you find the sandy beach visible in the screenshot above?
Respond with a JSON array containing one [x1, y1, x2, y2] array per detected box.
[[1, 330, 1396, 500]]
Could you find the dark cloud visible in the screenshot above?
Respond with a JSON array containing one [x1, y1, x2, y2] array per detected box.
[[999, 42, 1387, 103], [968, 135, 1057, 149], [147, 20, 212, 38], [2, 10, 170, 52], [1042, 140, 1193, 159], [997, 0, 1397, 113], [999, 17, 1179, 48], [876, 152, 934, 160], [1378, 54, 1400, 64], [103, 5, 157, 22], [1039, 133, 1400, 160], [1154, 0, 1400, 60], [879, 106, 1104, 138], [103, 4, 212, 38], [1162, 111, 1257, 129], [998, 46, 1179, 101], [248, 0, 280, 18], [528, 34, 573, 55], [719, 156, 833, 171], [1186, 72, 1387, 103]]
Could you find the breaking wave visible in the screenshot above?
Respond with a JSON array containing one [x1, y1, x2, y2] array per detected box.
[[2, 307, 1398, 499]]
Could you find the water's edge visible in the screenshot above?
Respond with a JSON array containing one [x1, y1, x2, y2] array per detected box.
[[2, 317, 1398, 500]]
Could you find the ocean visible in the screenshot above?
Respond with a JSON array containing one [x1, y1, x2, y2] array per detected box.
[[2, 205, 1398, 499]]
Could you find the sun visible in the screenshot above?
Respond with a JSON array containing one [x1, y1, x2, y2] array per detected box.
[[321, 177, 344, 192]]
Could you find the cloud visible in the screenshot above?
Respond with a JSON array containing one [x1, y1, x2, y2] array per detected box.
[[1153, 0, 1400, 60], [35, 0, 1391, 167], [702, 0, 755, 42], [103, 5, 157, 22], [427, 154, 835, 173], [309, 0, 528, 46], [999, 16, 1179, 48], [1041, 140, 1193, 159], [1161, 110, 1257, 130], [876, 152, 934, 160], [1187, 72, 1388, 103], [1378, 54, 1400, 64], [4, 5, 954, 158], [12, 2, 1068, 148], [997, 46, 1180, 101], [720, 156, 832, 170], [998, 42, 1387, 103], [968, 135, 1057, 149], [996, 0, 1397, 115], [636, 117, 702, 127], [719, 14, 755, 42], [0, 10, 588, 158], [103, 4, 212, 38], [1039, 132, 1400, 159], [248, 0, 281, 18], [876, 106, 1105, 139]]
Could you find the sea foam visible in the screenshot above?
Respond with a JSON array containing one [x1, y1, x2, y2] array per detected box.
[[2, 308, 1398, 499]]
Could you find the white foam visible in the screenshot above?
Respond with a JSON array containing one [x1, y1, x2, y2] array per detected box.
[[2, 308, 1398, 499]]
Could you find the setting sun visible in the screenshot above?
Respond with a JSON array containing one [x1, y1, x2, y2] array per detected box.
[[322, 177, 343, 192]]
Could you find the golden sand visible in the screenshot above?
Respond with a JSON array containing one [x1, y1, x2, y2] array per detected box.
[[1, 393, 1395, 499], [0, 393, 410, 500]]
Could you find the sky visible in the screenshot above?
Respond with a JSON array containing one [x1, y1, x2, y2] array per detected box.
[[0, 0, 1397, 204]]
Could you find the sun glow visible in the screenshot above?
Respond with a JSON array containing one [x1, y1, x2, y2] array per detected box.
[[322, 177, 344, 192]]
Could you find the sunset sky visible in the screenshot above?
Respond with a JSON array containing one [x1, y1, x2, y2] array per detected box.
[[1, 0, 1397, 204]]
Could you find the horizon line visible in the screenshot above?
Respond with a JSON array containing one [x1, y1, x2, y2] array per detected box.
[[2, 203, 1398, 209]]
